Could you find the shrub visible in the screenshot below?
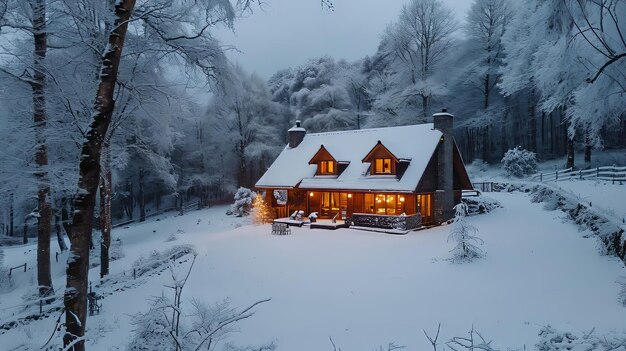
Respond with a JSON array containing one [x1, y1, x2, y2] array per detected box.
[[228, 187, 256, 217], [501, 146, 538, 177]]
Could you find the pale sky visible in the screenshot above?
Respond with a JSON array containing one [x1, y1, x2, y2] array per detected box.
[[214, 0, 472, 79]]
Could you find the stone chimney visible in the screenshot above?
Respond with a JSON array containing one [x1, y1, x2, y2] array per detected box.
[[288, 120, 306, 148], [433, 109, 455, 224]]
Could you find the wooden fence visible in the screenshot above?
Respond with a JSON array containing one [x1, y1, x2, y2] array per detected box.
[[531, 166, 626, 184]]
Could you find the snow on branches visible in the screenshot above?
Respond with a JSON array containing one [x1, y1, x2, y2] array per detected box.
[[228, 187, 256, 217], [501, 146, 538, 178], [448, 203, 484, 263]]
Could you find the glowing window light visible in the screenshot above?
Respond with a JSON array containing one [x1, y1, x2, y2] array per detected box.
[[347, 194, 352, 198], [400, 196, 405, 202], [309, 192, 314, 197]]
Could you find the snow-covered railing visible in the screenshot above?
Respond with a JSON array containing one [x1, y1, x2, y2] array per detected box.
[[531, 166, 626, 184]]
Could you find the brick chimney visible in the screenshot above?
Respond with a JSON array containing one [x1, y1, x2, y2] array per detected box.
[[433, 109, 455, 224], [288, 120, 306, 148]]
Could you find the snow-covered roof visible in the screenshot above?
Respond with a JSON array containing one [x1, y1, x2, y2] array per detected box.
[[256, 124, 443, 192]]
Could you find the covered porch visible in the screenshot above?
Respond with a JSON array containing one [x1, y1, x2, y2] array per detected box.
[[265, 189, 434, 225]]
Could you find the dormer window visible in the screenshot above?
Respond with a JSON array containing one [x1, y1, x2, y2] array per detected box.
[[374, 158, 392, 174], [310, 145, 340, 176], [319, 160, 335, 175], [363, 141, 399, 176]]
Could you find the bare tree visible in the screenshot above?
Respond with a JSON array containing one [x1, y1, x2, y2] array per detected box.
[[466, 0, 510, 110], [383, 0, 459, 121], [424, 323, 442, 351], [128, 254, 272, 351], [446, 326, 496, 351], [31, 0, 54, 299], [0, 0, 55, 299], [63, 1, 137, 349], [568, 0, 626, 85]]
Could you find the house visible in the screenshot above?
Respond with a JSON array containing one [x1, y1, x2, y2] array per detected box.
[[255, 110, 473, 230]]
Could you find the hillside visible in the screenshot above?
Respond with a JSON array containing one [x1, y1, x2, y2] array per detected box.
[[1, 189, 624, 350]]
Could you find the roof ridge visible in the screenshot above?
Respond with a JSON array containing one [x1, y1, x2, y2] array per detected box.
[[306, 123, 434, 137]]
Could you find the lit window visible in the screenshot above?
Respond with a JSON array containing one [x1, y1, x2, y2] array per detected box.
[[374, 158, 392, 174], [319, 161, 335, 174]]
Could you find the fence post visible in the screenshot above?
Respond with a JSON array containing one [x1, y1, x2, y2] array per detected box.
[[613, 169, 615, 184], [133, 268, 136, 280], [40, 299, 43, 315], [596, 167, 599, 178], [24, 262, 27, 272], [555, 170, 558, 181], [540, 173, 543, 182]]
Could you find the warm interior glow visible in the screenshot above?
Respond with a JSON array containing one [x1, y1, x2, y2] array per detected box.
[[400, 196, 405, 202], [374, 158, 392, 174], [319, 160, 335, 174], [347, 193, 352, 198], [310, 192, 314, 197]]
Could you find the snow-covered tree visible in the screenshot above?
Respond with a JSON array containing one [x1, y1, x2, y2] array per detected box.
[[379, 0, 459, 122], [501, 146, 538, 177], [206, 65, 289, 188], [448, 203, 484, 263], [229, 187, 256, 217], [465, 0, 510, 110]]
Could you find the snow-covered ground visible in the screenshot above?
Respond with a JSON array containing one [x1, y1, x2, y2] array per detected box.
[[550, 179, 626, 223], [1, 192, 625, 350]]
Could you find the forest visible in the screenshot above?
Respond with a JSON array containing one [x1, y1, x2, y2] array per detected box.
[[0, 0, 624, 349]]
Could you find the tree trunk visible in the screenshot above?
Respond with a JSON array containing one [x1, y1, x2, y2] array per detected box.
[[30, 0, 53, 298], [528, 89, 537, 152], [55, 211, 67, 252], [139, 168, 145, 222], [23, 219, 28, 245], [567, 135, 575, 169], [9, 193, 14, 237], [483, 73, 490, 110], [584, 135, 592, 163], [64, 1, 136, 349], [421, 95, 429, 123], [100, 169, 112, 278], [61, 196, 73, 242], [481, 126, 490, 162], [237, 142, 246, 188]]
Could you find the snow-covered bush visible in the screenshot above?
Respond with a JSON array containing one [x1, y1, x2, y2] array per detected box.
[[127, 296, 175, 350], [536, 325, 626, 351], [448, 203, 484, 263], [252, 193, 274, 224], [462, 195, 501, 215], [501, 146, 537, 177], [128, 256, 273, 351], [228, 187, 256, 217]]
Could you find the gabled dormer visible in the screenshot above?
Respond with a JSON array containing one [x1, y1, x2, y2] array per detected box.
[[309, 145, 337, 175], [362, 141, 400, 176]]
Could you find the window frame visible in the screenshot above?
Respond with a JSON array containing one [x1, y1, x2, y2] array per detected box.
[[318, 160, 336, 175], [373, 158, 392, 174]]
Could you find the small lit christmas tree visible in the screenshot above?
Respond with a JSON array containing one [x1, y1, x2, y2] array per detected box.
[[252, 192, 273, 224]]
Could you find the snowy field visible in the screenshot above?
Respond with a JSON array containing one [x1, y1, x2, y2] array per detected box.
[[551, 179, 626, 223], [1, 191, 625, 350]]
